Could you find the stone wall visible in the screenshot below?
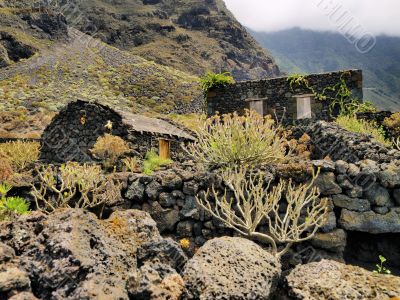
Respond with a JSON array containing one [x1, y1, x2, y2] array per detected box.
[[207, 69, 363, 124], [114, 155, 400, 270], [290, 120, 400, 163], [40, 100, 186, 163]]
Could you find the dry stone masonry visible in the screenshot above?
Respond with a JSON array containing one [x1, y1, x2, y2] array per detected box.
[[207, 69, 363, 124], [113, 120, 400, 271], [40, 100, 194, 163]]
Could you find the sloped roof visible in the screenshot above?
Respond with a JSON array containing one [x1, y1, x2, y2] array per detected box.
[[118, 111, 195, 141]]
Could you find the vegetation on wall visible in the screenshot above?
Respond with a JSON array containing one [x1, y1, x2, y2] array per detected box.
[[183, 110, 288, 169], [336, 115, 390, 146], [200, 71, 235, 98], [143, 151, 172, 175], [196, 167, 328, 258]]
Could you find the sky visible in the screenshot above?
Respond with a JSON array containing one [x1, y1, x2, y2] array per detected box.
[[223, 0, 400, 37]]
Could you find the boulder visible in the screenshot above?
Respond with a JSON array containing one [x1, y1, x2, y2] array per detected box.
[[310, 229, 347, 253], [364, 183, 393, 207], [176, 221, 194, 237], [320, 211, 337, 233], [339, 208, 400, 233], [145, 180, 163, 200], [143, 202, 180, 233], [183, 237, 281, 299], [335, 160, 349, 174], [332, 194, 370, 212], [129, 262, 184, 300], [284, 259, 400, 300], [125, 179, 145, 203], [378, 164, 400, 188], [0, 209, 183, 299], [159, 192, 177, 207], [0, 267, 31, 296], [314, 172, 342, 196], [180, 196, 199, 219], [159, 171, 183, 190]]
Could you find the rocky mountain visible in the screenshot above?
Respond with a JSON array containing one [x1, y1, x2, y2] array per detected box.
[[0, 0, 280, 136], [250, 28, 400, 111], [0, 0, 280, 81]]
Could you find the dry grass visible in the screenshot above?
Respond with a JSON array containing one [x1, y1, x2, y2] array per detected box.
[[122, 157, 141, 173], [0, 141, 40, 172], [0, 156, 13, 182], [91, 134, 130, 168]]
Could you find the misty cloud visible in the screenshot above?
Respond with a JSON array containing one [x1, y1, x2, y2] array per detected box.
[[223, 0, 400, 37]]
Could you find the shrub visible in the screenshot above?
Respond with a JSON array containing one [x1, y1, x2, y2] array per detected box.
[[197, 167, 328, 259], [143, 151, 172, 175], [200, 71, 235, 97], [0, 182, 30, 221], [0, 141, 40, 172], [90, 134, 130, 168], [332, 99, 377, 117], [0, 156, 14, 181], [31, 162, 121, 214], [183, 110, 288, 169], [336, 115, 390, 146], [383, 112, 400, 137], [122, 157, 141, 173]]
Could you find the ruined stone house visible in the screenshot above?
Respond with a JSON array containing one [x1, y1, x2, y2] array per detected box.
[[207, 69, 363, 123], [40, 100, 195, 163]]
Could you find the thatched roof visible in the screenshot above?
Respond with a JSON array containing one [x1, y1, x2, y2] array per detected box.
[[119, 111, 195, 141]]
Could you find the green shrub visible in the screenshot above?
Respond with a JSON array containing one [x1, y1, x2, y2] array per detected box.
[[200, 71, 235, 97], [336, 115, 390, 146], [183, 110, 288, 169], [2, 197, 30, 214], [143, 151, 172, 175], [0, 182, 30, 221]]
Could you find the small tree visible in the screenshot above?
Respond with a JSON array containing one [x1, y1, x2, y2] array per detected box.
[[183, 110, 288, 169], [196, 167, 329, 258]]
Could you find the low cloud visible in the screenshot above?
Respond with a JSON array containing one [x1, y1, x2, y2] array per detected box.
[[223, 0, 400, 37]]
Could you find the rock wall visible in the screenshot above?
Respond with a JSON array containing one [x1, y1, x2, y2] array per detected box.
[[207, 70, 363, 123], [291, 120, 400, 163], [41, 100, 130, 163], [115, 156, 400, 270], [40, 100, 186, 163]]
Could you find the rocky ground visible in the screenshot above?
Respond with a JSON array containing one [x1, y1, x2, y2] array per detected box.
[[1, 209, 399, 300]]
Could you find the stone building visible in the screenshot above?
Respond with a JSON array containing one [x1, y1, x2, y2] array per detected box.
[[207, 69, 363, 123], [40, 100, 195, 163]]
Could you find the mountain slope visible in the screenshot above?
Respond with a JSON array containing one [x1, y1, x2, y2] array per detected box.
[[37, 0, 280, 81], [0, 5, 202, 137], [250, 28, 400, 111]]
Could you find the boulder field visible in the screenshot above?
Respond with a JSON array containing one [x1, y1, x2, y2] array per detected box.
[[1, 209, 399, 299]]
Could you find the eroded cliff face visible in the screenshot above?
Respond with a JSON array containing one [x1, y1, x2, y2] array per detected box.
[[30, 0, 281, 80]]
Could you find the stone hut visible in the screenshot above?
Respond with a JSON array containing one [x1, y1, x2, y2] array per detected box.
[[40, 100, 195, 163], [207, 69, 363, 123]]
